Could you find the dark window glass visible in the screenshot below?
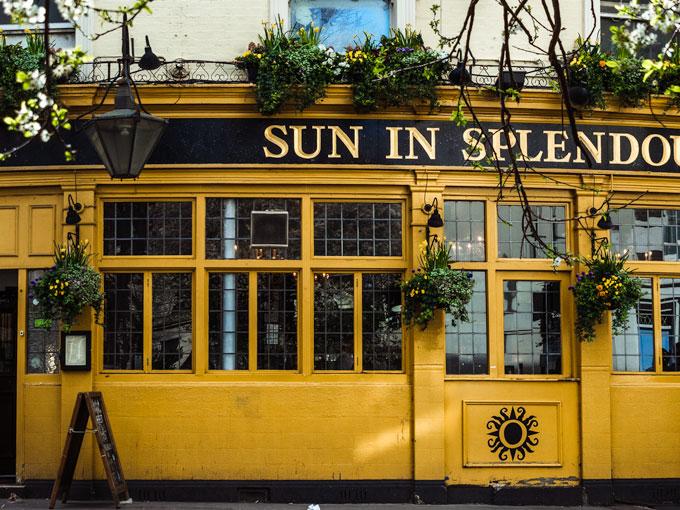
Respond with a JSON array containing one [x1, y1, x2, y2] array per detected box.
[[446, 271, 487, 374], [314, 273, 354, 370], [612, 278, 653, 371], [257, 273, 298, 370], [661, 278, 680, 372], [205, 198, 301, 260], [103, 201, 192, 256], [26, 269, 59, 374], [497, 205, 566, 258], [610, 209, 680, 262], [444, 201, 486, 262], [152, 273, 192, 370], [362, 273, 402, 371], [314, 202, 402, 257], [503, 280, 561, 375], [208, 273, 249, 370], [103, 273, 144, 370]]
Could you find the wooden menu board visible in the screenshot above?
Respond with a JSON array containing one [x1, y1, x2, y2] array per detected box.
[[50, 392, 129, 508]]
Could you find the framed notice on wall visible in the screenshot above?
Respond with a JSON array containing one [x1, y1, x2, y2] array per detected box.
[[60, 331, 91, 371]]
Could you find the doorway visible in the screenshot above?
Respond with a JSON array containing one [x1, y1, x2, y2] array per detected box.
[[0, 271, 18, 478]]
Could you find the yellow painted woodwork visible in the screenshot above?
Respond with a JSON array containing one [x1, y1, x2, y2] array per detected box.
[[9, 85, 680, 488]]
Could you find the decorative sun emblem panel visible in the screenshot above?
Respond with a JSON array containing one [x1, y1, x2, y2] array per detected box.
[[486, 406, 539, 461]]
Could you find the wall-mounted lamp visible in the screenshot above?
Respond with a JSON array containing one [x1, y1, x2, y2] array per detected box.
[[65, 194, 82, 246], [424, 197, 443, 245], [589, 206, 614, 255], [79, 15, 167, 179]]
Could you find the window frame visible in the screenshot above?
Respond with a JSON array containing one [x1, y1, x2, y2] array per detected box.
[[444, 196, 575, 380]]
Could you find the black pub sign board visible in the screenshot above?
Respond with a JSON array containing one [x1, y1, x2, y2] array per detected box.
[[3, 118, 680, 173]]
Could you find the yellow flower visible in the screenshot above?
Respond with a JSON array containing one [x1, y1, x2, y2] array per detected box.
[[596, 285, 603, 291], [599, 60, 606, 67], [310, 22, 314, 27], [423, 275, 428, 280], [257, 54, 262, 59], [64, 282, 68, 286], [56, 279, 59, 283], [314, 27, 319, 32], [615, 292, 619, 295], [605, 302, 611, 307], [599, 291, 606, 297], [421, 289, 425, 294]]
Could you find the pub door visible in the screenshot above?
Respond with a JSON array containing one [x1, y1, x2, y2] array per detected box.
[[0, 271, 18, 478]]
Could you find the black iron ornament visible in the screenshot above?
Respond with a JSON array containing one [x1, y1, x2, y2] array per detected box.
[[486, 406, 539, 461]]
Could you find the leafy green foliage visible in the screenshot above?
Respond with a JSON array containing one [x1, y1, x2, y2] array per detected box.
[[30, 241, 104, 332], [0, 33, 54, 118], [243, 23, 447, 115], [569, 250, 644, 342], [401, 237, 475, 329]]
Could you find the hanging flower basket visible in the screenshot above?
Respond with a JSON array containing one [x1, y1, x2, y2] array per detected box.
[[30, 240, 104, 332], [569, 250, 644, 342], [401, 237, 474, 329]]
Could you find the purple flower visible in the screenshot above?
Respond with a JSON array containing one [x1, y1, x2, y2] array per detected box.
[[605, 272, 610, 276], [577, 276, 583, 281], [467, 273, 473, 278], [568, 286, 574, 290], [412, 269, 416, 273]]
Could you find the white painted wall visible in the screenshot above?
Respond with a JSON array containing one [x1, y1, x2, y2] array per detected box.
[[89, 0, 586, 64]]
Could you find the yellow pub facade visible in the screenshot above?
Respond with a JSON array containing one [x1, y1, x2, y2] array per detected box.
[[1, 84, 680, 505]]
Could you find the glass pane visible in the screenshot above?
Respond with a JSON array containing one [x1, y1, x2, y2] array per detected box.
[[103, 201, 192, 256], [659, 278, 680, 372], [314, 273, 354, 370], [103, 273, 144, 370], [26, 269, 59, 374], [611, 277, 653, 372], [205, 198, 301, 260], [208, 273, 249, 370], [444, 201, 486, 262], [362, 273, 402, 371], [257, 273, 298, 370], [503, 280, 561, 375], [497, 205, 566, 258], [446, 272, 487, 374], [291, 0, 389, 51], [151, 273, 192, 370], [610, 209, 680, 262], [314, 202, 402, 257]]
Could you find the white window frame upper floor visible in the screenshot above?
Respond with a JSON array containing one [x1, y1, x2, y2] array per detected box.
[[270, 0, 415, 36], [0, 0, 93, 54]]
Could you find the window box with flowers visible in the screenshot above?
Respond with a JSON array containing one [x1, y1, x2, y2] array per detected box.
[[569, 250, 644, 342], [401, 237, 474, 329], [30, 240, 104, 332]]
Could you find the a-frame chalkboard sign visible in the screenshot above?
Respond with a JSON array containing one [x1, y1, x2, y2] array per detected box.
[[50, 392, 129, 509]]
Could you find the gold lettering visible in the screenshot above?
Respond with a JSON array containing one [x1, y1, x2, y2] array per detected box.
[[405, 127, 439, 160], [671, 135, 680, 166], [516, 129, 543, 162], [263, 125, 288, 158], [641, 133, 671, 167], [543, 130, 571, 163], [574, 131, 604, 164], [462, 128, 486, 162], [290, 125, 324, 159], [491, 130, 516, 162], [328, 125, 363, 159], [385, 127, 403, 159], [609, 133, 640, 165]]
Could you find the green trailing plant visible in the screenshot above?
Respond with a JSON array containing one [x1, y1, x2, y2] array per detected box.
[[342, 29, 448, 113], [569, 249, 644, 342], [401, 237, 475, 329], [30, 240, 105, 332]]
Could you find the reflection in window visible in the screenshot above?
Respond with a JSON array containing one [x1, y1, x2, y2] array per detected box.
[[103, 202, 192, 256], [152, 273, 192, 370], [257, 273, 298, 370], [206, 198, 301, 260], [314, 202, 402, 257], [444, 201, 485, 262], [208, 273, 249, 370], [103, 273, 144, 370], [291, 0, 389, 50], [503, 280, 561, 375], [660, 278, 680, 372], [497, 205, 566, 258], [26, 270, 59, 374], [610, 209, 680, 261], [446, 272, 487, 374], [612, 278, 653, 371], [362, 273, 402, 371], [314, 273, 354, 370]]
